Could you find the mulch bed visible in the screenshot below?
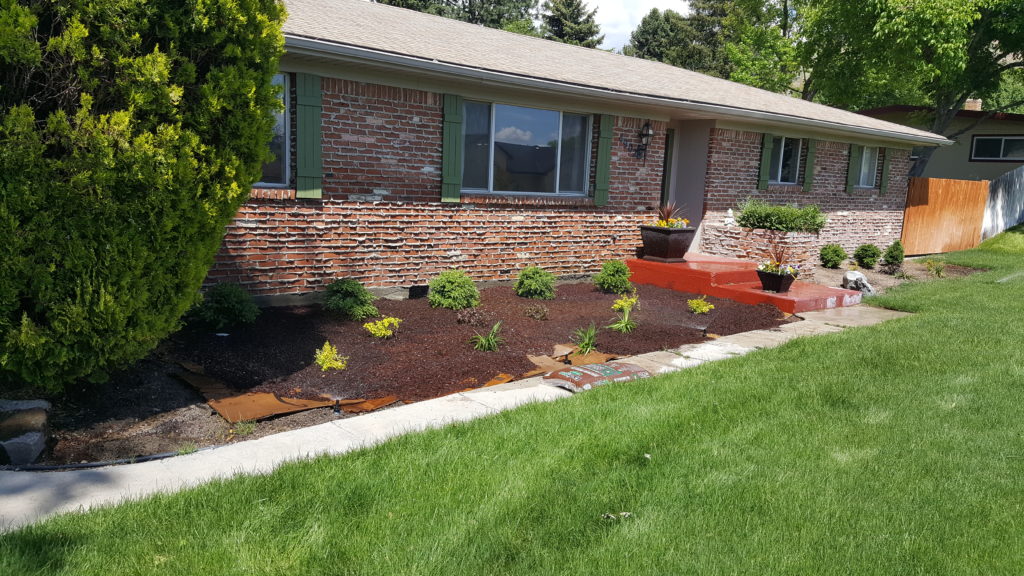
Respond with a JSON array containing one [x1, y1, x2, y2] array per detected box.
[[41, 283, 792, 465]]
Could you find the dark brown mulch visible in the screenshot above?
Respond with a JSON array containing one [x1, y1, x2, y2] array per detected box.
[[40, 283, 792, 465]]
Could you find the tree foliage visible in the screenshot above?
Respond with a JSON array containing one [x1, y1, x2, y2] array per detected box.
[[0, 0, 284, 392], [673, 0, 732, 78], [540, 0, 603, 49], [376, 0, 538, 29], [724, 0, 804, 94], [624, 9, 690, 65]]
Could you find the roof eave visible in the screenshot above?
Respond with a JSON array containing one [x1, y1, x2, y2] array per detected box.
[[284, 35, 952, 147]]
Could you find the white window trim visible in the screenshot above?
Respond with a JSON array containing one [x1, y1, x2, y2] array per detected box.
[[857, 146, 879, 188], [971, 136, 1024, 161], [255, 73, 290, 188], [464, 101, 593, 197], [769, 137, 802, 185]]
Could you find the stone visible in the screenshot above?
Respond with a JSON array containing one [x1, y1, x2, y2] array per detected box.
[[842, 271, 876, 295], [0, 403, 50, 466]]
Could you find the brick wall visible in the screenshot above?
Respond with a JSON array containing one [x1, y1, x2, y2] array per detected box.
[[700, 227, 819, 279], [700, 128, 911, 267], [209, 79, 666, 295]]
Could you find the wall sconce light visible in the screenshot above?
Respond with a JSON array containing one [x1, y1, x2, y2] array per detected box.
[[636, 122, 654, 159]]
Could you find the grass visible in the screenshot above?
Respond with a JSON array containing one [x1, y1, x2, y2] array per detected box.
[[3, 226, 1024, 574]]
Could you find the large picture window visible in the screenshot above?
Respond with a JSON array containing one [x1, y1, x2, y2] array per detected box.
[[462, 102, 592, 195], [971, 136, 1024, 161], [768, 136, 802, 184], [258, 73, 289, 187]]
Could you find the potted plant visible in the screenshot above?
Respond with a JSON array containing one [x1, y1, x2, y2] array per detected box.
[[639, 202, 696, 263], [756, 232, 800, 293]]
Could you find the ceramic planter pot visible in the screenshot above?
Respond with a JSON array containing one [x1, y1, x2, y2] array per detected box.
[[639, 226, 696, 263], [756, 270, 797, 293]]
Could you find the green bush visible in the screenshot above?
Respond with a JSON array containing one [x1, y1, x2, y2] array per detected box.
[[324, 279, 378, 321], [736, 198, 827, 233], [514, 266, 556, 300], [853, 244, 882, 268], [0, 0, 285, 392], [819, 243, 848, 269], [428, 270, 481, 310], [882, 240, 905, 267], [191, 284, 260, 331], [593, 260, 633, 294]]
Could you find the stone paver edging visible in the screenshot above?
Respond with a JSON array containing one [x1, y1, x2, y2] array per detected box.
[[0, 306, 909, 532]]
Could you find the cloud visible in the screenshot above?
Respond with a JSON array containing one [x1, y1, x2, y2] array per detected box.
[[495, 126, 535, 143], [587, 0, 691, 51]]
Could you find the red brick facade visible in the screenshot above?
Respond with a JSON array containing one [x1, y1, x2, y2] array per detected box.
[[208, 78, 666, 295], [700, 128, 911, 268]]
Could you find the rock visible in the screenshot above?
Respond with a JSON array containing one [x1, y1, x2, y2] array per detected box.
[[0, 400, 51, 466], [842, 271, 876, 295]]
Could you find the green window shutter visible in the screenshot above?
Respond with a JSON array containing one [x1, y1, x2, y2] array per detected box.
[[846, 144, 863, 193], [879, 148, 891, 194], [441, 94, 464, 203], [758, 133, 775, 190], [594, 114, 614, 207], [295, 73, 323, 199], [802, 139, 816, 192]]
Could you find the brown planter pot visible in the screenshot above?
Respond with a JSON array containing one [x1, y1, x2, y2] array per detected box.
[[639, 226, 696, 263], [757, 270, 797, 293]]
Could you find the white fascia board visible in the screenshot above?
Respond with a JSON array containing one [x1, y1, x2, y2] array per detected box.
[[284, 35, 952, 147]]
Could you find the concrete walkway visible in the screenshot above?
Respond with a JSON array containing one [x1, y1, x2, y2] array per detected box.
[[0, 306, 909, 532]]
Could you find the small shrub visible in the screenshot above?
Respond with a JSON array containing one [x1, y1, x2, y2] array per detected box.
[[573, 323, 598, 355], [736, 198, 827, 233], [314, 341, 349, 371], [687, 296, 715, 315], [192, 283, 260, 330], [514, 266, 556, 300], [880, 240, 905, 274], [428, 269, 480, 310], [819, 243, 848, 269], [524, 304, 549, 321], [853, 244, 882, 268], [324, 278, 378, 320], [364, 317, 402, 339], [456, 308, 489, 326], [607, 293, 639, 334], [894, 269, 913, 280], [925, 259, 946, 278], [593, 260, 633, 294], [470, 322, 504, 352]]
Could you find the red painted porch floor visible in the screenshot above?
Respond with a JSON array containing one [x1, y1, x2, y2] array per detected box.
[[627, 253, 863, 314]]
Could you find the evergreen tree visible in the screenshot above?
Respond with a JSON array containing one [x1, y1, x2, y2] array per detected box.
[[674, 0, 732, 78], [376, 0, 538, 30], [625, 9, 691, 64], [540, 0, 604, 49]]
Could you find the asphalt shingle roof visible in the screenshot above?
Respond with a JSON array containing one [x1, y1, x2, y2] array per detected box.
[[282, 0, 947, 145]]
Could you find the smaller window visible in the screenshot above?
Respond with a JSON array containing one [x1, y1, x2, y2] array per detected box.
[[857, 146, 879, 187], [257, 73, 289, 187], [972, 136, 1024, 160], [769, 137, 801, 184]]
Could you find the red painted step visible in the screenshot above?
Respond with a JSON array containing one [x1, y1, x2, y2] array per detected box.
[[627, 255, 862, 314]]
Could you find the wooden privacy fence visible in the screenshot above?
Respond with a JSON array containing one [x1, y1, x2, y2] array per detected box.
[[901, 177, 989, 255]]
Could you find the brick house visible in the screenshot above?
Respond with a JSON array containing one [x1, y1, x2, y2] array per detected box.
[[208, 0, 949, 297]]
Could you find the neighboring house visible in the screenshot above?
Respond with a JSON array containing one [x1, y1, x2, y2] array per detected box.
[[207, 0, 948, 297], [860, 105, 1024, 181]]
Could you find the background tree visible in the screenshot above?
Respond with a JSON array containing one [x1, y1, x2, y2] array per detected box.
[[673, 0, 732, 78], [724, 0, 804, 95], [0, 0, 284, 392], [502, 18, 541, 37], [624, 8, 691, 65], [801, 0, 1024, 175], [376, 0, 538, 29], [540, 0, 604, 48]]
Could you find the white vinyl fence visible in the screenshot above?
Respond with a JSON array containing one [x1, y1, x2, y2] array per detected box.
[[983, 165, 1024, 240]]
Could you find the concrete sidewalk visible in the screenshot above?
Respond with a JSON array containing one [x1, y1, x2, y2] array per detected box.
[[0, 306, 909, 532]]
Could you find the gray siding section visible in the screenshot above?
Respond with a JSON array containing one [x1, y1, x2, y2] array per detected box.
[[983, 165, 1024, 239]]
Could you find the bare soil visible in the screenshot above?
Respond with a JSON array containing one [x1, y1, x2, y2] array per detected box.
[[41, 283, 793, 466], [809, 259, 976, 293]]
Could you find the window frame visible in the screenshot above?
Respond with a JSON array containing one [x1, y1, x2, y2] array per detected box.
[[255, 72, 291, 188], [970, 135, 1024, 162], [857, 146, 879, 188], [461, 100, 594, 197], [768, 136, 802, 185]]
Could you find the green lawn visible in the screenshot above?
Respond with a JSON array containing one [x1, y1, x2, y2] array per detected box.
[[3, 226, 1024, 575]]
